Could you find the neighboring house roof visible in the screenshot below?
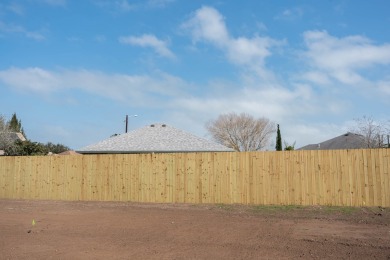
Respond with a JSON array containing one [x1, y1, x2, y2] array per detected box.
[[298, 132, 367, 150], [0, 132, 26, 150], [0, 132, 26, 142], [0, 132, 26, 155], [77, 123, 234, 154]]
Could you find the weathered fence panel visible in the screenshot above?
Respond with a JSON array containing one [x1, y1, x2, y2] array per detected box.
[[0, 149, 389, 206]]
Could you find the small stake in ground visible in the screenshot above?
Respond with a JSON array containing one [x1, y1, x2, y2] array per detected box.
[[28, 219, 36, 233]]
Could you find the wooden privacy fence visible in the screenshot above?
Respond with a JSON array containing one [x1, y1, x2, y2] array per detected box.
[[0, 149, 389, 207]]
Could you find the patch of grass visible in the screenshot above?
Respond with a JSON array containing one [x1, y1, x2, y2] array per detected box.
[[322, 206, 359, 215], [215, 203, 234, 210], [211, 203, 382, 216], [251, 204, 304, 212]]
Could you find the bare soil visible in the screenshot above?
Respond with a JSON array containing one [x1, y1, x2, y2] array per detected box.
[[1, 199, 389, 259]]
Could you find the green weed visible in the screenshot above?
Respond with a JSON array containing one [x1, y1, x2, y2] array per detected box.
[[251, 204, 304, 212]]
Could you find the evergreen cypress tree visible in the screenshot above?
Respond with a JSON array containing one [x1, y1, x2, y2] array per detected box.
[[8, 113, 25, 137], [275, 124, 282, 151]]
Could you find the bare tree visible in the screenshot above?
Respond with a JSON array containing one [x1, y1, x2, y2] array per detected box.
[[206, 112, 276, 151], [350, 115, 390, 148], [0, 115, 14, 151]]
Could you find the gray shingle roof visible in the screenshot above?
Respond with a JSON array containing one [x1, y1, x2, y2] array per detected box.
[[0, 132, 26, 150], [77, 123, 234, 154], [0, 132, 26, 143], [298, 132, 367, 150]]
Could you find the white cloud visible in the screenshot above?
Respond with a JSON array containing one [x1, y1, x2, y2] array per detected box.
[[284, 123, 343, 148], [377, 80, 390, 96], [301, 71, 331, 85], [0, 67, 60, 93], [303, 30, 390, 85], [182, 6, 282, 78], [0, 21, 45, 40], [173, 83, 316, 124], [183, 6, 229, 45], [119, 34, 176, 59], [227, 36, 272, 65], [0, 67, 185, 106]]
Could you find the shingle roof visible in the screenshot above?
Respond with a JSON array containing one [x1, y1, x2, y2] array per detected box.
[[0, 132, 26, 150], [77, 123, 234, 154], [298, 132, 366, 150], [0, 132, 26, 143]]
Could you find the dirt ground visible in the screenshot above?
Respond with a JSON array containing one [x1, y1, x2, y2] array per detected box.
[[0, 199, 389, 259]]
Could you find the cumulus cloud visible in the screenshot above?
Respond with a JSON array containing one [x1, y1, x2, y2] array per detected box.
[[303, 30, 390, 85], [183, 6, 229, 44], [0, 67, 185, 105], [172, 82, 317, 124], [182, 6, 282, 78], [0, 67, 60, 92], [301, 71, 332, 85], [119, 34, 176, 59]]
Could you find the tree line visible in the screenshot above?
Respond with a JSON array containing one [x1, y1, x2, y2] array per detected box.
[[0, 113, 70, 156]]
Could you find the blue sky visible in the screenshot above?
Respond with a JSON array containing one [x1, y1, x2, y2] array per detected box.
[[1, 0, 389, 150]]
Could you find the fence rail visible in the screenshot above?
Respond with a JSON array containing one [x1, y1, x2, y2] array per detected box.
[[0, 149, 389, 207]]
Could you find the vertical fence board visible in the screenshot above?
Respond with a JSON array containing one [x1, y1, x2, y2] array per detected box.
[[383, 149, 390, 206], [377, 149, 385, 207], [373, 150, 381, 206]]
